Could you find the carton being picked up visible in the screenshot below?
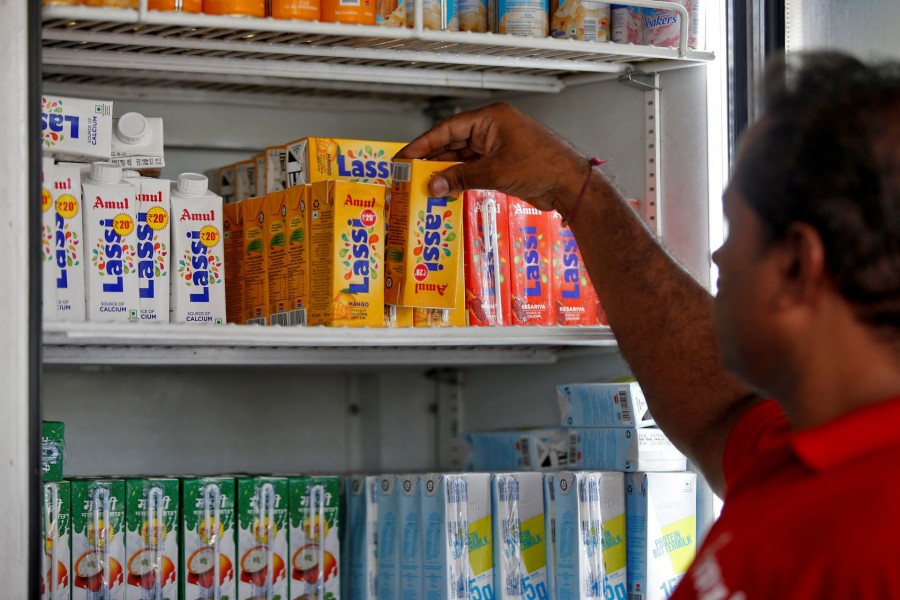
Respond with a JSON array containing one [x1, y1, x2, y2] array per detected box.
[[110, 112, 164, 177], [41, 95, 113, 162], [558, 382, 655, 428]]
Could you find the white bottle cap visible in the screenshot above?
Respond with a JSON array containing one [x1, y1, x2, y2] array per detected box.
[[90, 162, 123, 185], [177, 173, 209, 196], [116, 112, 150, 145]]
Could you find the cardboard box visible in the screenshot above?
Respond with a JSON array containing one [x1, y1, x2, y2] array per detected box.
[[491, 473, 548, 600], [507, 197, 553, 325], [346, 475, 378, 600], [130, 177, 171, 323], [266, 146, 287, 193], [236, 477, 289, 600], [125, 478, 179, 598], [71, 479, 126, 599], [285, 137, 405, 187], [549, 211, 601, 326], [558, 382, 655, 428], [42, 480, 71, 600], [308, 180, 386, 327], [377, 475, 401, 599], [240, 196, 270, 325], [466, 428, 686, 472], [110, 113, 165, 176], [255, 154, 267, 197], [41, 421, 65, 483], [399, 475, 423, 600], [553, 472, 627, 600], [50, 164, 86, 321], [289, 476, 342, 599], [420, 473, 494, 600], [181, 477, 237, 600], [234, 159, 257, 203], [223, 201, 246, 324], [464, 190, 512, 326], [82, 168, 140, 322], [41, 95, 113, 162], [219, 164, 236, 204], [626, 472, 697, 600], [385, 159, 463, 309]]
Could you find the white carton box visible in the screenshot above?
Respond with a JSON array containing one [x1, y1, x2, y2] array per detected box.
[[41, 95, 113, 162], [399, 475, 423, 600], [170, 174, 226, 325], [531, 428, 686, 472], [82, 163, 140, 322], [377, 475, 401, 599], [346, 476, 378, 600], [421, 473, 494, 600], [41, 157, 57, 322], [543, 474, 557, 600], [266, 146, 287, 193], [466, 428, 686, 472], [234, 160, 257, 203], [554, 472, 627, 600], [127, 177, 171, 323], [463, 430, 531, 472], [558, 382, 655, 428], [50, 164, 86, 321], [110, 112, 165, 175], [491, 473, 548, 600], [626, 472, 696, 600]]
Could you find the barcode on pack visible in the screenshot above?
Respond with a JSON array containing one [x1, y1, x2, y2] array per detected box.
[[578, 478, 600, 503], [341, 0, 361, 6], [617, 388, 633, 424], [246, 317, 267, 326], [628, 594, 644, 600], [518, 435, 531, 469], [568, 433, 579, 466], [450, 573, 468, 599], [584, 18, 599, 41], [392, 162, 412, 182], [447, 479, 468, 504], [506, 573, 524, 597]]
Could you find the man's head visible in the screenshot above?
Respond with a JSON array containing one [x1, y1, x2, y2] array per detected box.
[[713, 52, 900, 401]]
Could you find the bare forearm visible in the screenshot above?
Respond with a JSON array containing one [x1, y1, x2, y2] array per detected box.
[[569, 169, 755, 494]]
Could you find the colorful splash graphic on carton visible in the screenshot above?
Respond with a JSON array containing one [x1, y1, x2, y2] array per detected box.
[[177, 251, 223, 286], [41, 97, 65, 148]]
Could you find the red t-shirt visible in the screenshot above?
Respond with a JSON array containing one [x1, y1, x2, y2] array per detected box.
[[672, 397, 900, 599]]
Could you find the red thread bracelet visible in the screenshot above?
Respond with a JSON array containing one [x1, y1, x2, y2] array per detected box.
[[561, 157, 606, 227]]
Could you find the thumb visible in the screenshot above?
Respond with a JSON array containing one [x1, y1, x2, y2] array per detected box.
[[429, 161, 494, 197]]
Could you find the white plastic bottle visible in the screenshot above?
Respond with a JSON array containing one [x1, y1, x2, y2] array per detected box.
[[82, 162, 140, 322], [170, 173, 226, 325]]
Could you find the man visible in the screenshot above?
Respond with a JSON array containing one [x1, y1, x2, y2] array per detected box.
[[397, 52, 900, 598]]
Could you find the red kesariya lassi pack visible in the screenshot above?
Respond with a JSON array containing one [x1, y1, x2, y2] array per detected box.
[[506, 196, 553, 326]]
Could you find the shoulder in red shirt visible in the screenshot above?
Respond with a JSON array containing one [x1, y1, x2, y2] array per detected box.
[[672, 397, 900, 600]]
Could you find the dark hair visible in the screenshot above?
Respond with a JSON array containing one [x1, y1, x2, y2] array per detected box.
[[737, 51, 900, 339]]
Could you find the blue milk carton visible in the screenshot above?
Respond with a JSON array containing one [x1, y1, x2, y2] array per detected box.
[[553, 472, 627, 600], [626, 472, 696, 600], [542, 474, 556, 600], [399, 475, 424, 600], [347, 476, 378, 600], [491, 473, 548, 600], [377, 475, 401, 599], [557, 382, 655, 428]]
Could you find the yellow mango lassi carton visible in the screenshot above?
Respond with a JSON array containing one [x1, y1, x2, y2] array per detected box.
[[264, 190, 291, 325], [223, 201, 245, 324], [284, 137, 405, 186], [282, 185, 311, 326], [412, 249, 467, 326], [241, 195, 270, 325], [385, 159, 463, 309], [308, 180, 386, 327], [384, 305, 414, 327]]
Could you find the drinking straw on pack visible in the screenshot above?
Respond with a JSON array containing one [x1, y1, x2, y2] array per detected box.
[[482, 192, 504, 325], [203, 483, 222, 600], [309, 485, 327, 600], [259, 483, 276, 600], [44, 484, 59, 599], [92, 487, 112, 600], [499, 474, 525, 598], [448, 476, 471, 600], [147, 486, 165, 600]]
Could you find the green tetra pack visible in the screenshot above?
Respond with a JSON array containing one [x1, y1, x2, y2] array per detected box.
[[289, 476, 342, 599], [71, 478, 126, 599], [125, 478, 179, 599], [237, 477, 289, 600], [181, 476, 237, 600]]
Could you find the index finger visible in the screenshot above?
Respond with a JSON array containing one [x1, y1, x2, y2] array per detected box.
[[394, 110, 485, 160]]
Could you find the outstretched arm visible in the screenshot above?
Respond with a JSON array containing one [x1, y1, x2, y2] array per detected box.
[[398, 103, 757, 495]]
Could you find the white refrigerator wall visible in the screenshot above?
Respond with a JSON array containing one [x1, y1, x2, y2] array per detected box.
[[43, 66, 712, 477]]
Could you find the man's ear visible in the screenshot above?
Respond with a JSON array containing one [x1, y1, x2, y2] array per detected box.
[[773, 222, 828, 310]]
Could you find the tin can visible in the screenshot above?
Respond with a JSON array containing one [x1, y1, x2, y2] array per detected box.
[[324, 0, 377, 24], [641, 0, 701, 48], [271, 0, 321, 20], [407, 0, 458, 30], [202, 0, 266, 17], [551, 0, 610, 40], [496, 0, 549, 37], [459, 0, 488, 31], [611, 4, 642, 44], [149, 0, 202, 10]]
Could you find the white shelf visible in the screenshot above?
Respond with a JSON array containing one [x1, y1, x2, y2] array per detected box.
[[43, 321, 617, 366], [41, 4, 714, 100]]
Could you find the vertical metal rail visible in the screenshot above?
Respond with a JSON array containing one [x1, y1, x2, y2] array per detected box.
[[0, 0, 41, 597], [644, 73, 662, 234]]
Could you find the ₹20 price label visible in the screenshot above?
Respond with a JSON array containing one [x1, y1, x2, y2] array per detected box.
[[146, 206, 169, 232], [55, 194, 79, 219], [42, 188, 53, 213], [112, 213, 135, 237], [199, 225, 221, 249]]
